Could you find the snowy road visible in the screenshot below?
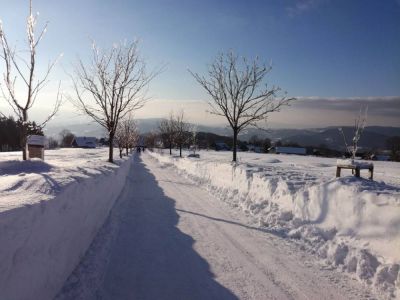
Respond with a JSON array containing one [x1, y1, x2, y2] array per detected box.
[[57, 154, 376, 300]]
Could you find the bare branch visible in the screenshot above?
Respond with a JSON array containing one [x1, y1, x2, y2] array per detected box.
[[0, 0, 62, 160], [189, 51, 295, 161], [70, 40, 158, 162]]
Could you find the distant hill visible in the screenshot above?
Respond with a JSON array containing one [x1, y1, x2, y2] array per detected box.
[[280, 127, 393, 150], [45, 119, 399, 150]]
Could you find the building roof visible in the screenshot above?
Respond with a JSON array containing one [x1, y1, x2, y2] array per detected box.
[[27, 135, 46, 146], [274, 146, 306, 155], [73, 137, 97, 148]]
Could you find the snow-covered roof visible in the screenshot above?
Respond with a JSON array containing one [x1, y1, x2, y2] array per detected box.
[[73, 137, 97, 148], [27, 135, 46, 146], [274, 147, 306, 155]]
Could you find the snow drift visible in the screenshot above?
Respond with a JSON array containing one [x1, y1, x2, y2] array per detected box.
[[149, 150, 400, 297], [0, 149, 132, 300]]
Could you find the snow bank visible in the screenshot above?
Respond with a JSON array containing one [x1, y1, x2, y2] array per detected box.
[[0, 149, 132, 300], [149, 150, 400, 297]]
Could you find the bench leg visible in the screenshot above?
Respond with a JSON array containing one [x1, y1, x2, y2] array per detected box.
[[369, 167, 373, 180], [336, 167, 341, 178], [355, 167, 360, 177]]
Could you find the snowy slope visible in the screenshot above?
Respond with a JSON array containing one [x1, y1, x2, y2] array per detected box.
[[0, 149, 132, 300], [149, 149, 400, 298]]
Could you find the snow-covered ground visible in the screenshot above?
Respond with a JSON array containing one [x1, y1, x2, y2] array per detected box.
[[149, 149, 400, 298], [57, 154, 377, 300], [1, 148, 399, 299], [0, 148, 131, 300]]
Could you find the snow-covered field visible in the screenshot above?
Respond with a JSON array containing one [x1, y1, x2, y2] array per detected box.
[[149, 149, 400, 298], [1, 147, 399, 299], [0, 148, 131, 300]]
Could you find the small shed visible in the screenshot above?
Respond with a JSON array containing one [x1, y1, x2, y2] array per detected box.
[[27, 135, 46, 160], [72, 137, 97, 148]]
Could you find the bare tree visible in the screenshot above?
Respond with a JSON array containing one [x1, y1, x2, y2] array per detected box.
[[0, 0, 62, 160], [70, 40, 156, 163], [144, 131, 158, 150], [190, 125, 198, 155], [190, 51, 294, 162], [338, 106, 368, 160], [158, 113, 176, 155], [115, 125, 126, 159], [59, 129, 75, 147], [123, 117, 139, 155], [386, 136, 400, 162], [113, 117, 139, 158], [173, 110, 192, 158], [47, 137, 59, 149]]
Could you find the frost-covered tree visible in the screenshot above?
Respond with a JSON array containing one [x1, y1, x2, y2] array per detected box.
[[190, 125, 198, 155], [173, 111, 191, 158], [0, 0, 62, 160], [115, 125, 126, 159], [190, 51, 294, 162], [70, 41, 156, 163], [115, 117, 139, 158], [158, 113, 176, 155], [123, 117, 139, 155], [338, 106, 368, 160]]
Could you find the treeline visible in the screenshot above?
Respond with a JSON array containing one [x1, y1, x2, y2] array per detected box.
[[0, 116, 81, 151], [0, 116, 43, 152]]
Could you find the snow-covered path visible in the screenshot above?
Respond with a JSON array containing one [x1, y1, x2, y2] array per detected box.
[[57, 154, 375, 300]]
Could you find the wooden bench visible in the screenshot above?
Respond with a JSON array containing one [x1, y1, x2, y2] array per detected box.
[[336, 163, 374, 180]]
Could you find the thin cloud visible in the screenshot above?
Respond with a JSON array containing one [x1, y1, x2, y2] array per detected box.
[[286, 0, 328, 17], [293, 96, 400, 117]]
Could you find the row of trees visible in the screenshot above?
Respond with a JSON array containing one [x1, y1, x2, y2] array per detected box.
[[158, 111, 192, 157], [0, 0, 151, 163], [1, 0, 294, 163], [115, 118, 140, 158]]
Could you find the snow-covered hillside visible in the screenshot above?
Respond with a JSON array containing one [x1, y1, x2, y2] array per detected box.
[[149, 149, 400, 297], [0, 149, 132, 300]]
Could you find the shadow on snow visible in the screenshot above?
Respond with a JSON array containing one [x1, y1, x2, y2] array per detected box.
[[59, 156, 238, 300]]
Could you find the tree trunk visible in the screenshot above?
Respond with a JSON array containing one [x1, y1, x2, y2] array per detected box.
[[108, 133, 114, 163], [179, 145, 182, 157], [22, 110, 28, 161], [232, 129, 238, 162], [169, 143, 172, 155], [119, 149, 123, 158], [126, 147, 129, 156]]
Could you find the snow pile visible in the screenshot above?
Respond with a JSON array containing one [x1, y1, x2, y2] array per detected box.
[[0, 149, 132, 300], [149, 150, 400, 297]]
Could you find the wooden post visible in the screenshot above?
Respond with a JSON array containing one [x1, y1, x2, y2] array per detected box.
[[336, 167, 341, 178], [369, 166, 374, 180], [355, 167, 360, 177]]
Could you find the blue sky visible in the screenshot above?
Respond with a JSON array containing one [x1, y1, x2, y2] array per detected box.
[[0, 0, 399, 127]]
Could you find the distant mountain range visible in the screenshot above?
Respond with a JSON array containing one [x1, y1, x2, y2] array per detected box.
[[45, 118, 400, 150]]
